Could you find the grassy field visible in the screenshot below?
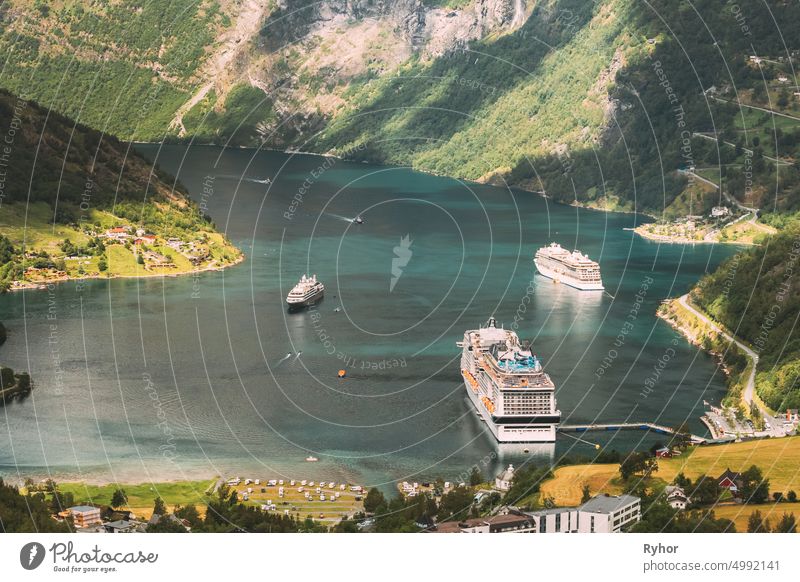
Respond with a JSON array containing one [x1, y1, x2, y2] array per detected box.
[[0, 202, 92, 253], [542, 437, 800, 506], [0, 201, 242, 286], [51, 477, 365, 524], [720, 219, 775, 244], [56, 479, 217, 519], [711, 501, 800, 532], [233, 481, 365, 524]]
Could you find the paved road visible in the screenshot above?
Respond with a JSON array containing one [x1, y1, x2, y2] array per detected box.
[[709, 95, 800, 122], [677, 294, 786, 437], [692, 131, 793, 167]]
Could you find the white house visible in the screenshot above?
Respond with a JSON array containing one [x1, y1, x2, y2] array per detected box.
[[665, 485, 690, 510], [495, 464, 515, 491]]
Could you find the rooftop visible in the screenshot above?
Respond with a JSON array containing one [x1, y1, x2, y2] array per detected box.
[[579, 494, 640, 514], [432, 513, 533, 533], [68, 505, 100, 513]]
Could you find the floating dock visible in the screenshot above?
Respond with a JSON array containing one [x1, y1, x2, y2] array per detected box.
[[558, 422, 708, 444]]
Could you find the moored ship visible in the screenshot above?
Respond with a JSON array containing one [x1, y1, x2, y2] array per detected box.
[[534, 242, 604, 290], [458, 317, 560, 443], [286, 274, 324, 309]]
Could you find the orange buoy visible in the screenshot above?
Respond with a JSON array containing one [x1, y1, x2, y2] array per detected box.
[[337, 369, 346, 378]]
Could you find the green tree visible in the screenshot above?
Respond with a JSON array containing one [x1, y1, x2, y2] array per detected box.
[[152, 496, 166, 516], [739, 466, 769, 504], [688, 475, 721, 506], [363, 488, 386, 514], [469, 466, 483, 486], [174, 505, 202, 529], [437, 486, 473, 522], [774, 512, 797, 533], [787, 490, 797, 502], [49, 489, 75, 514], [110, 488, 128, 509], [619, 452, 658, 480], [0, 478, 70, 532], [747, 510, 770, 533], [580, 483, 591, 503]]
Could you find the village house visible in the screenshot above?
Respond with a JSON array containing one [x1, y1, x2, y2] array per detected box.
[[717, 469, 742, 493], [103, 226, 131, 241], [494, 464, 515, 492], [103, 519, 144, 533], [655, 446, 673, 459], [431, 513, 535, 533], [664, 485, 690, 510]]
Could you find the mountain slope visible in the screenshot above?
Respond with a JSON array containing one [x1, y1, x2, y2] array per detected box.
[[0, 88, 241, 290], [2, 0, 797, 216]]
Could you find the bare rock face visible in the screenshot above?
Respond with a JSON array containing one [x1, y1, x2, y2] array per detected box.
[[266, 0, 525, 56], [248, 0, 528, 145]]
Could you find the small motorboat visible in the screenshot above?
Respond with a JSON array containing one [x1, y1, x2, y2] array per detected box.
[[305, 455, 319, 462], [334, 307, 341, 312], [354, 215, 363, 224]]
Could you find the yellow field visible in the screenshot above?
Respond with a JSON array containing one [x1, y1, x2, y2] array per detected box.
[[711, 502, 800, 532], [542, 436, 800, 506], [541, 464, 624, 505]]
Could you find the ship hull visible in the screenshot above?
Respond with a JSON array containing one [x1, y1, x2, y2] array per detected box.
[[463, 373, 558, 443], [286, 288, 324, 310], [534, 259, 604, 291]]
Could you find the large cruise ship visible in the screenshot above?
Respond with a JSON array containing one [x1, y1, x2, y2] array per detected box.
[[458, 318, 560, 443], [286, 274, 324, 309], [534, 242, 604, 290]]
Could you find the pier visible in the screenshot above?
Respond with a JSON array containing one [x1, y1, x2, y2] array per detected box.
[[558, 422, 708, 444]]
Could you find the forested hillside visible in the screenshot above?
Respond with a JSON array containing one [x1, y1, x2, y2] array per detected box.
[[0, 0, 797, 216], [0, 88, 240, 290], [692, 228, 800, 411]]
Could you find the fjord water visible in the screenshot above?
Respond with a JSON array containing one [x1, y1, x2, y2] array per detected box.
[[0, 145, 736, 487]]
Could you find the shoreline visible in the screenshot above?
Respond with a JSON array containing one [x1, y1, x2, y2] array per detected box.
[[632, 225, 755, 246], [9, 251, 246, 292], [135, 141, 660, 221]]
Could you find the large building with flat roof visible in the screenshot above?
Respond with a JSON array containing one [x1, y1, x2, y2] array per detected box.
[[67, 505, 103, 528], [515, 494, 640, 533], [432, 494, 641, 534]]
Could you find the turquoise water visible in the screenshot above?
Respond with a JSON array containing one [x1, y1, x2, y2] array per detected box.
[[0, 145, 736, 487]]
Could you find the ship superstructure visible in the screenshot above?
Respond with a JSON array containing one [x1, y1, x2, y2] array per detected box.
[[286, 274, 324, 309], [458, 317, 560, 443], [534, 243, 604, 290]]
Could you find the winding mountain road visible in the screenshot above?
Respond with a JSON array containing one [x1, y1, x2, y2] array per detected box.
[[677, 294, 785, 437]]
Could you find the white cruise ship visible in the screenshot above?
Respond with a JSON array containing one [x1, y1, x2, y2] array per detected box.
[[286, 274, 324, 309], [458, 317, 560, 443], [534, 243, 604, 290]]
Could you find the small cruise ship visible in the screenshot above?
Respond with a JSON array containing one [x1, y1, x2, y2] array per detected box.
[[534, 243, 604, 290], [286, 274, 324, 309], [458, 317, 560, 443]]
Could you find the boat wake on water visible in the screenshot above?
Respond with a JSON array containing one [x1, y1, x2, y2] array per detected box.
[[215, 174, 272, 185], [325, 213, 357, 224], [275, 353, 293, 366]]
